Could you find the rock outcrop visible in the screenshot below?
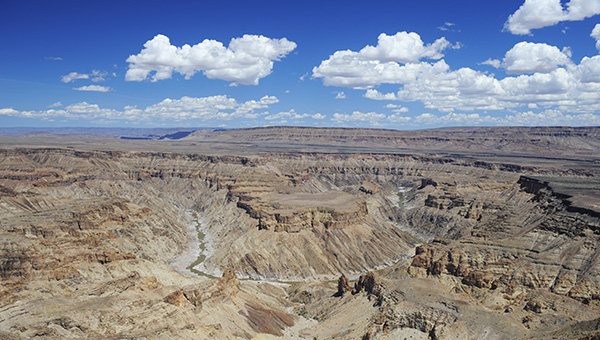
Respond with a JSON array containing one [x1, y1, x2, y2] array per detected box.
[[408, 175, 600, 307], [336, 274, 353, 296]]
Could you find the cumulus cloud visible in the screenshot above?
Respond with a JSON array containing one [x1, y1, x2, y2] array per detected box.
[[364, 89, 399, 100], [592, 24, 600, 51], [62, 70, 110, 83], [73, 85, 112, 92], [481, 58, 502, 68], [265, 109, 309, 120], [0, 95, 279, 122], [312, 113, 326, 119], [384, 103, 409, 113], [357, 32, 454, 63], [385, 110, 600, 127], [48, 102, 62, 108], [481, 42, 571, 73], [505, 0, 600, 35], [284, 109, 560, 127], [318, 30, 600, 115], [364, 63, 507, 112], [90, 70, 108, 82], [61, 72, 90, 83], [362, 60, 593, 113], [387, 114, 411, 123], [335, 91, 346, 99], [312, 32, 459, 88], [437, 22, 459, 32], [125, 34, 297, 85], [578, 55, 600, 83], [332, 111, 386, 124], [503, 42, 572, 74]]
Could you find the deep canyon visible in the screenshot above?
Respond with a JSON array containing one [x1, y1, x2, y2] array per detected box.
[[0, 126, 599, 339]]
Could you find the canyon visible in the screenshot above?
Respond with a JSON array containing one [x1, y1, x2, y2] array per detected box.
[[0, 126, 599, 339]]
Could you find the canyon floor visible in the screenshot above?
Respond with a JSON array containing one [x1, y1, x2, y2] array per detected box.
[[0, 126, 599, 339]]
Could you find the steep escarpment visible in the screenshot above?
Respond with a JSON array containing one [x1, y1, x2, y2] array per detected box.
[[187, 126, 600, 156], [408, 175, 600, 307]]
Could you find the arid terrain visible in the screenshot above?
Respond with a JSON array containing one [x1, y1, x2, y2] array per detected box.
[[0, 126, 599, 339]]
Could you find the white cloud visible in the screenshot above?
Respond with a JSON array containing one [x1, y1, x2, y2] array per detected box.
[[61, 72, 90, 83], [73, 85, 112, 92], [312, 32, 459, 88], [500, 68, 573, 97], [592, 24, 600, 51], [316, 29, 600, 116], [62, 70, 110, 83], [358, 32, 454, 63], [481, 58, 502, 68], [389, 110, 600, 127], [387, 114, 411, 123], [365, 89, 399, 100], [265, 109, 308, 120], [312, 113, 326, 119], [0, 95, 279, 122], [505, 0, 600, 35], [45, 57, 63, 61], [413, 112, 484, 125], [235, 95, 279, 115], [48, 102, 62, 108], [578, 55, 600, 83], [365, 64, 506, 112], [394, 108, 409, 113], [482, 42, 571, 74], [437, 22, 459, 32], [0, 108, 20, 116], [335, 91, 346, 99], [503, 42, 571, 74], [332, 111, 386, 124], [125, 34, 296, 85], [144, 95, 278, 120], [502, 110, 600, 125], [91, 70, 108, 82], [383, 103, 409, 113]]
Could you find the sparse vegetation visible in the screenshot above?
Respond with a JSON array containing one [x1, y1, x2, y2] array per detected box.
[[397, 191, 405, 208], [296, 308, 309, 319], [403, 231, 424, 244]]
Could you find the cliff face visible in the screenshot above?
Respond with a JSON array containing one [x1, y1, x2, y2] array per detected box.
[[187, 125, 600, 156], [408, 175, 600, 306]]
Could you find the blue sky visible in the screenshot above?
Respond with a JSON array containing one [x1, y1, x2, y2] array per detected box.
[[2, 0, 600, 129]]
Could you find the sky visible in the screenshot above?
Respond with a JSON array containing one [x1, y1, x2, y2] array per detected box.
[[2, 0, 600, 130]]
